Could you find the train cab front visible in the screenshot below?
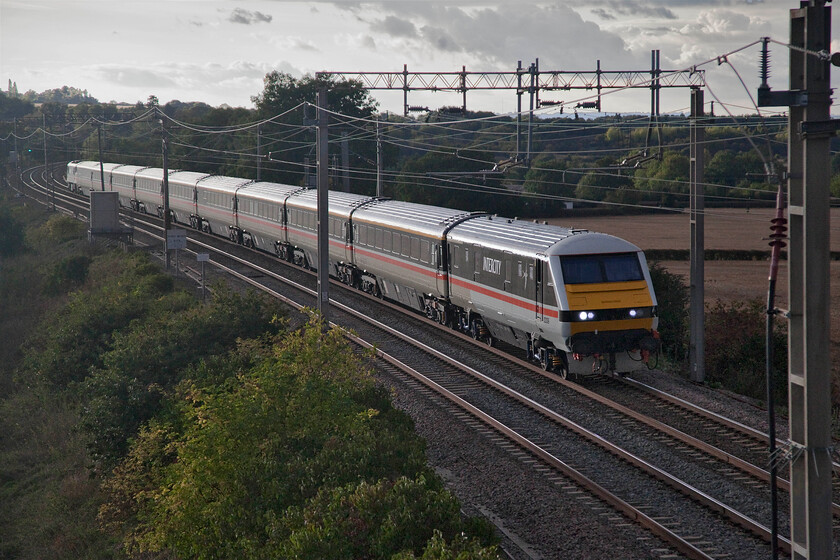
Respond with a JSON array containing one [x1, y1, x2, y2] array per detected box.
[[553, 249, 659, 374]]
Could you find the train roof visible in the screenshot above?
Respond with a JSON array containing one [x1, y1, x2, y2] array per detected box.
[[238, 182, 306, 201], [110, 164, 152, 176], [448, 215, 641, 258], [68, 161, 124, 173], [67, 160, 100, 170], [196, 175, 253, 193], [169, 170, 211, 187], [286, 189, 374, 218], [135, 167, 165, 180], [352, 199, 474, 238]]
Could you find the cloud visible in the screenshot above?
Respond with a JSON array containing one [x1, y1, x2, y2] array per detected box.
[[356, 4, 634, 69], [592, 1, 677, 19], [268, 36, 321, 53], [228, 8, 273, 25], [370, 15, 418, 38], [591, 8, 616, 21], [87, 60, 285, 103], [90, 66, 179, 89]]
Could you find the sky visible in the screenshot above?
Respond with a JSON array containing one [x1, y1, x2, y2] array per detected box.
[[2, 0, 839, 117]]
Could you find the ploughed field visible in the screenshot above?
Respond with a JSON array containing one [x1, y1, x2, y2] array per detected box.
[[547, 207, 840, 384]]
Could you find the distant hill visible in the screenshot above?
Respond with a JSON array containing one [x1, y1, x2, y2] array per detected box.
[[7, 82, 98, 105]]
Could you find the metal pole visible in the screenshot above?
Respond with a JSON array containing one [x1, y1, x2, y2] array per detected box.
[[376, 117, 382, 197], [516, 60, 522, 162], [526, 60, 536, 167], [256, 124, 262, 182], [13, 118, 18, 190], [97, 124, 105, 191], [766, 183, 786, 560], [161, 114, 171, 270], [403, 64, 409, 117], [341, 131, 350, 192], [689, 88, 705, 383], [316, 89, 330, 328], [44, 113, 53, 210], [787, 3, 833, 558], [461, 65, 467, 115]]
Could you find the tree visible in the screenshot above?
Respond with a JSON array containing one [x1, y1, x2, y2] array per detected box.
[[0, 91, 34, 120], [575, 169, 639, 205], [0, 201, 25, 257], [252, 72, 377, 121], [632, 151, 690, 206], [250, 72, 379, 188], [392, 149, 515, 214], [121, 317, 432, 558]]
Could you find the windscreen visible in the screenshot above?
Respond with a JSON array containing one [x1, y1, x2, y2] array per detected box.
[[560, 252, 644, 284]]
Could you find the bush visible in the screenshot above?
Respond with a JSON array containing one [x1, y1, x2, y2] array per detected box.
[[105, 318, 490, 560], [704, 299, 787, 403], [649, 262, 689, 364], [0, 202, 25, 257], [22, 253, 177, 387], [271, 476, 498, 559], [36, 214, 86, 244], [43, 255, 92, 295], [78, 287, 285, 470]]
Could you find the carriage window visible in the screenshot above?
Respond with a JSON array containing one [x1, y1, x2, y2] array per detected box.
[[560, 253, 643, 284], [380, 229, 388, 251], [401, 234, 411, 257], [411, 237, 420, 261], [420, 239, 431, 263]]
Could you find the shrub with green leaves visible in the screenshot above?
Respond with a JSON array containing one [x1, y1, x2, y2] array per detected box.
[[704, 299, 787, 403], [22, 252, 177, 387], [43, 254, 93, 295], [103, 317, 496, 560], [270, 476, 497, 560], [648, 262, 689, 365], [0, 201, 25, 257], [79, 287, 285, 470]]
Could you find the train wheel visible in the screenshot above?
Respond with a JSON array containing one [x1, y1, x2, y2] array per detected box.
[[541, 350, 553, 372], [556, 359, 568, 380]]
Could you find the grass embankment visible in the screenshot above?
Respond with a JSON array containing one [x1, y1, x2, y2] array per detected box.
[[0, 194, 498, 560]]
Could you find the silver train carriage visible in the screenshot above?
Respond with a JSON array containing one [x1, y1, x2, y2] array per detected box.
[[66, 161, 659, 375]]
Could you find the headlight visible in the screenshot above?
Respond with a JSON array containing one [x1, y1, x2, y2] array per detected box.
[[628, 309, 638, 318], [578, 311, 595, 320]]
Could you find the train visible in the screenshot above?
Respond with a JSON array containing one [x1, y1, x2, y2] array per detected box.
[[66, 160, 659, 377]]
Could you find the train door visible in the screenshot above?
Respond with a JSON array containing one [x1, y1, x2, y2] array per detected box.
[[435, 242, 447, 297], [535, 259, 545, 323], [344, 221, 353, 263]]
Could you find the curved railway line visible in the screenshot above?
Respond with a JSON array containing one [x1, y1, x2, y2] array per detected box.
[[13, 164, 840, 559]]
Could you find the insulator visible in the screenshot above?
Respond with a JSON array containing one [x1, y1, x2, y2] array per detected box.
[[760, 38, 771, 85], [768, 216, 788, 248]]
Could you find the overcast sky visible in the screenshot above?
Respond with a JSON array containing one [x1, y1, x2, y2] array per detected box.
[[2, 0, 839, 116]]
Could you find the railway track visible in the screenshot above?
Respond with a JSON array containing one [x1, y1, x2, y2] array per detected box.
[[15, 164, 839, 558]]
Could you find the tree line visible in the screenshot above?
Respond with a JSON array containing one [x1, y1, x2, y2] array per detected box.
[[3, 74, 838, 218]]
